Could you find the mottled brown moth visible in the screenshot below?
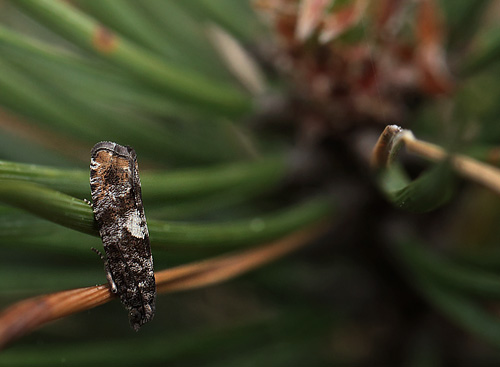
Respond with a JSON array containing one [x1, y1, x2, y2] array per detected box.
[[90, 141, 155, 331]]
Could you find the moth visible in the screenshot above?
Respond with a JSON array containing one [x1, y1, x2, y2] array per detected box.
[[90, 141, 156, 331]]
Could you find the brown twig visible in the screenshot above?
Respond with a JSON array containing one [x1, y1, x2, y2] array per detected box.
[[370, 124, 404, 169], [0, 220, 330, 350], [371, 125, 500, 196]]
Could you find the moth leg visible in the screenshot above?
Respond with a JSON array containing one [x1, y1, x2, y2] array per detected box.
[[91, 247, 118, 293], [105, 266, 118, 294], [84, 198, 93, 208]]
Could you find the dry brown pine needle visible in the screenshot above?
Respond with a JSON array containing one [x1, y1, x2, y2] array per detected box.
[[0, 220, 330, 350]]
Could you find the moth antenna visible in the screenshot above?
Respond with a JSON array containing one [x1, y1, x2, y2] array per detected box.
[[91, 247, 105, 260]]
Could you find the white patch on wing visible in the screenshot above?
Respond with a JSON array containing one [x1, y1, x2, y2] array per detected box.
[[90, 159, 101, 168], [125, 209, 146, 238]]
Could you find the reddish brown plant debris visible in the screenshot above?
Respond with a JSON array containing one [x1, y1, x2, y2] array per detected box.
[[415, 0, 455, 94], [253, 0, 454, 135], [92, 26, 117, 53], [320, 0, 368, 43]]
